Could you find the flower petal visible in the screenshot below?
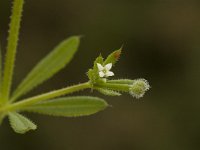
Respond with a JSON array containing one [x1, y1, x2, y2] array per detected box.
[[99, 71, 105, 77], [105, 63, 112, 70], [105, 71, 114, 77], [97, 63, 104, 71]]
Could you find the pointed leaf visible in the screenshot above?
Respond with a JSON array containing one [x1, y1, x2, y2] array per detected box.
[[103, 48, 122, 66], [87, 69, 95, 83], [22, 96, 108, 117], [8, 112, 37, 134], [0, 0, 24, 103], [93, 54, 104, 71], [12, 36, 80, 101], [87, 55, 104, 83]]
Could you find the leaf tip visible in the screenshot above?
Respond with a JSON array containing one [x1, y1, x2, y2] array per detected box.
[[114, 47, 123, 60], [73, 35, 84, 40]]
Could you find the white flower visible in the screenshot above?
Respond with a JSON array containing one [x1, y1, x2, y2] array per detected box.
[[97, 63, 114, 78]]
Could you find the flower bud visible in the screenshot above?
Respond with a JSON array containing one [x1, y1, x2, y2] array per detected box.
[[129, 79, 150, 99]]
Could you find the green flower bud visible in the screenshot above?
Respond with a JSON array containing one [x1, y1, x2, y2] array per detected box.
[[129, 79, 150, 99]]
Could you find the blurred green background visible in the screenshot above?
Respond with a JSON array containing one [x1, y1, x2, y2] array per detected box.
[[0, 0, 200, 150]]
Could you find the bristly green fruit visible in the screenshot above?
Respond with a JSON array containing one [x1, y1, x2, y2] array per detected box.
[[129, 79, 150, 99]]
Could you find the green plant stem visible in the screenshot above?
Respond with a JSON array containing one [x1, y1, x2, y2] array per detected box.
[[95, 82, 130, 92], [0, 82, 91, 112], [1, 0, 24, 104], [107, 79, 134, 84]]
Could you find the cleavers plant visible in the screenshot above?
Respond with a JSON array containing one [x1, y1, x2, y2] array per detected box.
[[0, 0, 150, 134]]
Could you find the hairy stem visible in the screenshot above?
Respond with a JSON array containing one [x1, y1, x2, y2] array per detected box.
[[1, 82, 91, 112], [1, 0, 24, 104], [95, 82, 130, 92]]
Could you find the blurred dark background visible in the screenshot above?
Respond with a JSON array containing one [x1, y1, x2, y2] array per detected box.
[[0, 0, 200, 150]]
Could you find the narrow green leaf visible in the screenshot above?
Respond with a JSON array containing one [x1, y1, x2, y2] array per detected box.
[[8, 112, 37, 134], [103, 47, 122, 66], [12, 36, 80, 101], [1, 0, 24, 103], [22, 96, 108, 117], [87, 69, 95, 83], [93, 54, 104, 71], [96, 88, 121, 96]]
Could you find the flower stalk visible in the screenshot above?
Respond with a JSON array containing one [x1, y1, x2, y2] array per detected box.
[[95, 82, 130, 92]]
